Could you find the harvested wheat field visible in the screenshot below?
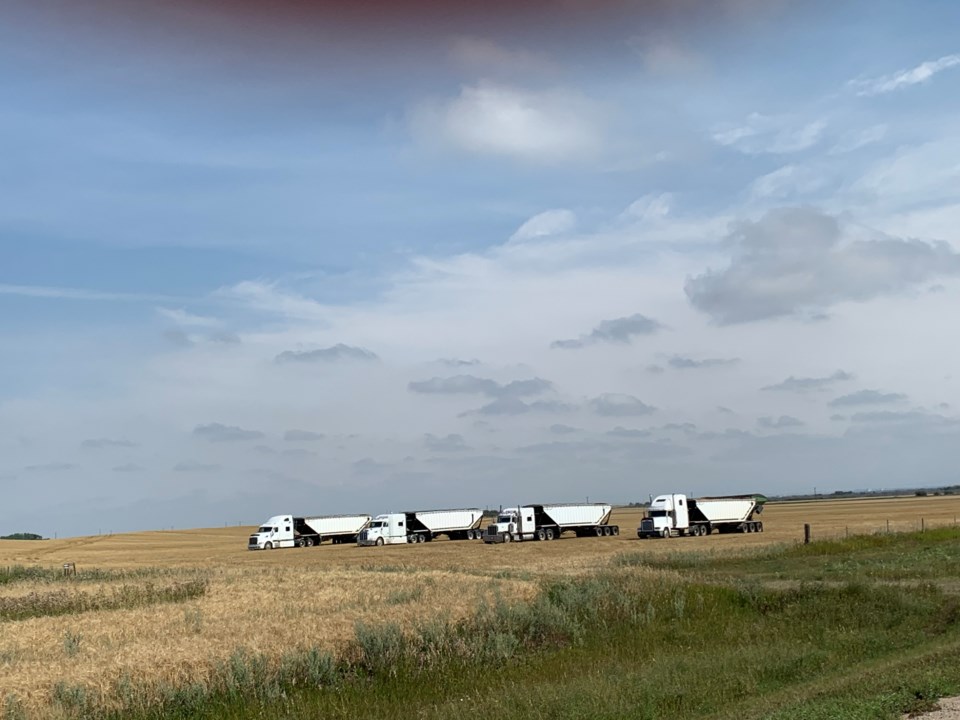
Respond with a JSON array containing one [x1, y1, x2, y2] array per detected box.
[[1, 494, 959, 717]]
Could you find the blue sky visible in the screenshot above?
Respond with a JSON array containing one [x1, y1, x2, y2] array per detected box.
[[3, 0, 960, 536]]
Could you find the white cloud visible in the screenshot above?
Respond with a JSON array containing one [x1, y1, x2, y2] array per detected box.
[[850, 139, 960, 213], [713, 114, 827, 155], [509, 209, 577, 243], [409, 82, 605, 163], [0, 283, 172, 302], [851, 54, 960, 96], [748, 165, 827, 200], [685, 207, 960, 324], [156, 307, 220, 327], [622, 193, 672, 222], [828, 124, 887, 155], [216, 280, 329, 321]]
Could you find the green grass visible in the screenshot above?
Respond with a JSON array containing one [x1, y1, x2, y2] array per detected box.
[[9, 528, 960, 720], [619, 526, 960, 584]]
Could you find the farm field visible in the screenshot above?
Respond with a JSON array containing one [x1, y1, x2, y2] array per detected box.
[[2, 494, 960, 719]]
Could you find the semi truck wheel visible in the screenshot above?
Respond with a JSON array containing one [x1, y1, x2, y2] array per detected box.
[[661, 528, 670, 539], [376, 537, 384, 546], [264, 542, 273, 550], [545, 527, 555, 540], [503, 533, 512, 543]]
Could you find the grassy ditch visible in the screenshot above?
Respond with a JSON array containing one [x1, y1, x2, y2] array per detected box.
[[6, 529, 960, 720], [620, 525, 960, 584]]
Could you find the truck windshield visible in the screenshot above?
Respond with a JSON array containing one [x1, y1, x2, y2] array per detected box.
[[369, 521, 384, 528], [648, 510, 668, 518], [496, 515, 513, 523], [257, 526, 273, 533]]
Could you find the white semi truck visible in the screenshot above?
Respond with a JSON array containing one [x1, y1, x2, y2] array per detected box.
[[247, 514, 371, 550], [357, 508, 485, 546], [637, 494, 766, 538], [483, 503, 616, 543]]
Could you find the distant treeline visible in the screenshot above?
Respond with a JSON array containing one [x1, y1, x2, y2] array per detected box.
[[0, 533, 44, 540], [622, 484, 960, 508]]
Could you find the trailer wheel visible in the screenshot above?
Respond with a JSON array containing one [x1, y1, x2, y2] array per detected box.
[[603, 526, 612, 536], [612, 526, 620, 536], [757, 521, 763, 533]]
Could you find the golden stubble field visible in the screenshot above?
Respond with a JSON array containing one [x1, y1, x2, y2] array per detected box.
[[1, 495, 959, 714]]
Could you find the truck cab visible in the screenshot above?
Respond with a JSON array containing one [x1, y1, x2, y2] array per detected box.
[[248, 515, 295, 549], [484, 506, 535, 543], [638, 494, 690, 538], [357, 514, 408, 546]]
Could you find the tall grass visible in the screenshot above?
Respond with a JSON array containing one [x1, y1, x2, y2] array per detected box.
[[0, 580, 209, 621], [0, 565, 205, 586]]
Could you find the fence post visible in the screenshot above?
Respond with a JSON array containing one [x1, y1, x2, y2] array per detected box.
[[886, 519, 890, 533], [921, 518, 925, 532], [804, 523, 811, 545], [845, 526, 849, 538]]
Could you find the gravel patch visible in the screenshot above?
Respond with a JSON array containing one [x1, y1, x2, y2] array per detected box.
[[906, 697, 960, 719]]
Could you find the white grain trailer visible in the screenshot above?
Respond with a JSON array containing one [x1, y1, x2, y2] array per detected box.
[[247, 514, 371, 549], [483, 503, 616, 543], [637, 494, 766, 538], [357, 508, 485, 546]]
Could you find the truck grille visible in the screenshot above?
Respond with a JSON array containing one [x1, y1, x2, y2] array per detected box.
[[359, 530, 369, 542], [640, 518, 654, 531], [247, 536, 258, 546], [486, 525, 497, 536]]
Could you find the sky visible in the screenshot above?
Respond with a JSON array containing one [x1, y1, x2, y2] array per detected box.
[[2, 0, 960, 537]]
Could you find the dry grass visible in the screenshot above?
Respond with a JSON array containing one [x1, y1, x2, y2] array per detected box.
[[2, 495, 959, 717], [0, 566, 536, 714]]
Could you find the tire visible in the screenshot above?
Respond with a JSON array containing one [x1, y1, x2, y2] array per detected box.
[[375, 537, 384, 546], [545, 527, 555, 541], [594, 526, 604, 537], [757, 521, 764, 533], [612, 526, 620, 536], [503, 533, 512, 543], [417, 534, 426, 544], [535, 528, 545, 541], [661, 528, 670, 539], [304, 537, 314, 547], [603, 526, 612, 536], [264, 542, 273, 550]]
